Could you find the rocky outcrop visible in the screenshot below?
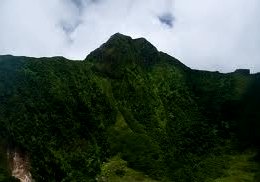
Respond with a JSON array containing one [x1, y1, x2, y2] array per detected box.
[[7, 150, 33, 182]]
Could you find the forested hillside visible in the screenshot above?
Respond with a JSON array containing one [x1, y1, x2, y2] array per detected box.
[[0, 33, 259, 181]]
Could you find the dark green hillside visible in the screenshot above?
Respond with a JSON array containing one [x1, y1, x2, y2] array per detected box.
[[0, 33, 259, 181]]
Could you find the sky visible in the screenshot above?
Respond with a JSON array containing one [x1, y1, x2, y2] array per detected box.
[[0, 0, 260, 73]]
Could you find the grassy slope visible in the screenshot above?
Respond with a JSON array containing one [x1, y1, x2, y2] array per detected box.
[[212, 151, 260, 182]]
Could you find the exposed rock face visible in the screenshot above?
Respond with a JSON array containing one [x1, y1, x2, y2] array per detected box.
[[8, 150, 33, 182]]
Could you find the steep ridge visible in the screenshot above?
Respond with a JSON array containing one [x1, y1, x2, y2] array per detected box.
[[86, 33, 188, 78], [0, 33, 259, 181]]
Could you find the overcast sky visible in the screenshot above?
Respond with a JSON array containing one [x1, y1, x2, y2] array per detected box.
[[0, 0, 259, 72]]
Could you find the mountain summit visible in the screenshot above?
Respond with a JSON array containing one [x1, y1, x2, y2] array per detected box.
[[86, 33, 186, 77]]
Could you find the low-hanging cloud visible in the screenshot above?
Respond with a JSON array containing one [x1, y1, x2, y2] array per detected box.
[[0, 0, 260, 73], [158, 13, 175, 28]]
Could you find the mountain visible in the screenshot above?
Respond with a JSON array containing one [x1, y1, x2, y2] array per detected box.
[[0, 33, 260, 181]]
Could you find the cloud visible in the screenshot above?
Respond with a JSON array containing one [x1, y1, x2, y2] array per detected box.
[[158, 13, 175, 28], [0, 0, 260, 72]]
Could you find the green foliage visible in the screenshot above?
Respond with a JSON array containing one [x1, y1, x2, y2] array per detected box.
[[97, 155, 158, 182], [0, 34, 260, 181]]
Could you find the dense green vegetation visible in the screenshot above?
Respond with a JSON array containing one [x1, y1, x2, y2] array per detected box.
[[0, 33, 259, 181]]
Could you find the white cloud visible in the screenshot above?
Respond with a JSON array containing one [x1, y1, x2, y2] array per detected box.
[[0, 0, 259, 72]]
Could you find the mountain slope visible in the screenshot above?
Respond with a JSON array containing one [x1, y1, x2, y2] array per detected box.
[[0, 33, 259, 181]]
